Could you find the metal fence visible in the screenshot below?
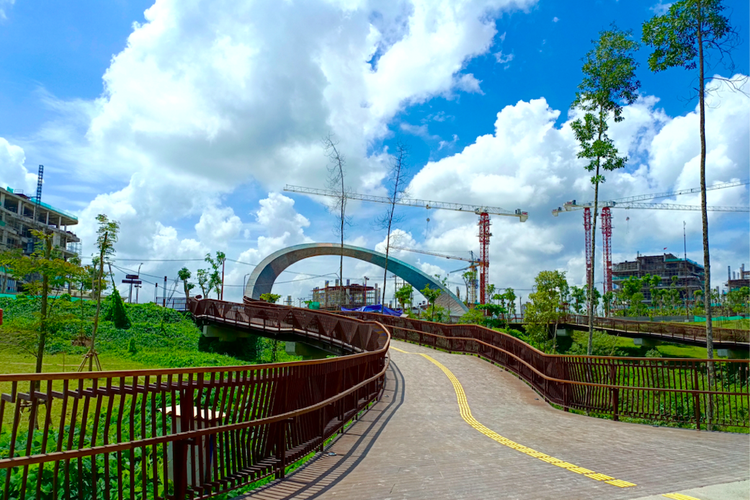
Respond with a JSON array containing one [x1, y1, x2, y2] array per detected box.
[[564, 314, 748, 344], [0, 299, 390, 500], [343, 312, 749, 430]]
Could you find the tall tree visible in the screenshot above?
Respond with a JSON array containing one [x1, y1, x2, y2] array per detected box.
[[324, 135, 348, 306], [178, 267, 194, 299], [379, 143, 408, 311], [420, 284, 442, 322], [86, 214, 120, 371], [643, 0, 742, 424], [204, 252, 226, 300], [525, 270, 569, 353], [196, 268, 212, 297], [571, 25, 640, 355]]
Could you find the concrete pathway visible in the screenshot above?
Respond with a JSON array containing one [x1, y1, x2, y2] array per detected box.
[[244, 340, 750, 499]]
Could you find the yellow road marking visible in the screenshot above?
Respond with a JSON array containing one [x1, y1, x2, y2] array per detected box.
[[396, 346, 636, 488], [662, 494, 702, 500]]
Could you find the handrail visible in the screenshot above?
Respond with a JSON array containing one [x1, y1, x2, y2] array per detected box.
[[344, 312, 749, 430], [0, 299, 391, 500]]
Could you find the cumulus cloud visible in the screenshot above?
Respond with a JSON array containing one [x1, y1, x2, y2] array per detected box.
[[409, 76, 749, 291], [0, 138, 37, 193], [195, 205, 243, 244]]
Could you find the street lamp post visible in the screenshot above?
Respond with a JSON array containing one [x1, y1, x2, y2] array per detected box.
[[363, 276, 369, 305], [242, 274, 251, 298]]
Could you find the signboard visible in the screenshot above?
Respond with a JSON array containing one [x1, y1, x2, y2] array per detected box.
[[125, 274, 139, 279], [122, 279, 142, 285]]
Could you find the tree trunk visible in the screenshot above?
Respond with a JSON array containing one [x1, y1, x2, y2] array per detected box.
[[35, 237, 52, 376], [697, 1, 714, 429], [89, 232, 108, 370], [587, 120, 603, 355]]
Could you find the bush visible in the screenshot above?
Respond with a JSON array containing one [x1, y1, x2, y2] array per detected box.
[[103, 288, 130, 329], [646, 348, 662, 358], [567, 330, 624, 356]]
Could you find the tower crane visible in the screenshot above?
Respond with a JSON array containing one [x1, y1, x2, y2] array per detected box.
[[389, 246, 480, 304], [284, 184, 529, 304], [552, 180, 749, 295]]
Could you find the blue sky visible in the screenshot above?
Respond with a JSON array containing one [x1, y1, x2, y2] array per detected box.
[[0, 0, 748, 304]]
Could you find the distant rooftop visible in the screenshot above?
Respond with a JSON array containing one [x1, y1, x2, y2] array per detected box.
[[3, 186, 79, 223]]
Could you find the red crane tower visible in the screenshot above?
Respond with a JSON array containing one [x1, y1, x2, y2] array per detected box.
[[553, 180, 749, 297]]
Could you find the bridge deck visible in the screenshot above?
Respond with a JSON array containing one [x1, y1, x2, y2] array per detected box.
[[244, 340, 749, 499]]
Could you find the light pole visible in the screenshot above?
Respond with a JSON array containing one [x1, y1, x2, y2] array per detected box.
[[135, 263, 143, 304], [243, 273, 250, 298], [363, 276, 369, 305]]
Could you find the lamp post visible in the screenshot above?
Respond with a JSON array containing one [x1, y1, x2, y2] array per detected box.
[[363, 276, 369, 305], [243, 273, 250, 298], [135, 263, 143, 304]]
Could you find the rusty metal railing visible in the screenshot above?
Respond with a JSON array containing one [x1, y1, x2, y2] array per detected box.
[[563, 314, 748, 345], [0, 299, 390, 500], [344, 312, 749, 430]]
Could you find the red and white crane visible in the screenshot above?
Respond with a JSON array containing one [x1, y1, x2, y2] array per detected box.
[[284, 184, 529, 304], [552, 180, 749, 295]]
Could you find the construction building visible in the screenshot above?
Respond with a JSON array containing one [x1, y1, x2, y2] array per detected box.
[[612, 253, 705, 303], [1, 185, 80, 293], [311, 280, 378, 310], [727, 264, 749, 292]]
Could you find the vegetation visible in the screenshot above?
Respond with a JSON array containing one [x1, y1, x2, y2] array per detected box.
[[324, 135, 348, 307], [419, 284, 442, 322], [178, 267, 194, 299], [204, 251, 226, 300], [524, 270, 569, 353], [571, 25, 640, 355], [395, 284, 413, 311]]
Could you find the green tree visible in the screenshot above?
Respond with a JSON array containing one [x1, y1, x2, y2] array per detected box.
[[204, 252, 226, 300], [0, 248, 21, 293], [525, 270, 569, 352], [420, 284, 442, 322], [462, 268, 477, 305], [86, 214, 120, 371], [260, 293, 281, 303], [570, 285, 587, 314], [726, 287, 749, 315], [643, 0, 742, 394], [395, 284, 413, 311], [571, 25, 640, 355], [2, 231, 83, 375], [178, 267, 194, 299], [196, 268, 212, 297]]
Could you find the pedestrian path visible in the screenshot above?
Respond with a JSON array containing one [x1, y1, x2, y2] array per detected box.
[[244, 340, 749, 499]]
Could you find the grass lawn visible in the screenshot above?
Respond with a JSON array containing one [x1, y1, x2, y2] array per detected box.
[[568, 331, 709, 358], [687, 318, 750, 330]]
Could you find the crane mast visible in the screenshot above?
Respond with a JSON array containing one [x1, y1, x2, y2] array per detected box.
[[553, 180, 749, 304]]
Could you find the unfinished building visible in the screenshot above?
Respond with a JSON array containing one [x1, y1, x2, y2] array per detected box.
[[311, 280, 378, 310], [0, 186, 80, 293], [612, 253, 705, 303]]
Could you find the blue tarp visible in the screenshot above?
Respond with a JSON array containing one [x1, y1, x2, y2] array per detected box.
[[341, 305, 403, 316]]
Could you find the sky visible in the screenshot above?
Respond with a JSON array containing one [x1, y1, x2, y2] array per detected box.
[[0, 0, 748, 307]]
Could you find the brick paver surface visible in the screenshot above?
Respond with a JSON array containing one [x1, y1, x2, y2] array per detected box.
[[245, 340, 750, 499]]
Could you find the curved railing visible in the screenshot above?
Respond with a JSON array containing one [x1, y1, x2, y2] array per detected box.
[[0, 299, 390, 500], [564, 314, 749, 345], [344, 312, 749, 430]]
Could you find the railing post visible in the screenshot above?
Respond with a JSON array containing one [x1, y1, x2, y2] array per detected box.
[[276, 418, 292, 479], [174, 385, 194, 500], [693, 365, 701, 431], [610, 363, 619, 422]]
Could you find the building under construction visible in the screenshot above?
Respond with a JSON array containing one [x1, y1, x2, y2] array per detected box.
[[1, 183, 80, 293], [727, 264, 749, 292], [612, 253, 705, 303], [311, 280, 379, 310]]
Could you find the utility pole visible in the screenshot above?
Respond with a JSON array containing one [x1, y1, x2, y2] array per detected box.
[[220, 258, 225, 301], [163, 276, 167, 307], [155, 283, 158, 303]]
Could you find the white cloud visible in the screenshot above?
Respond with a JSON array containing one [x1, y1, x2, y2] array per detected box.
[[650, 1, 672, 15], [0, 0, 14, 20], [195, 205, 243, 243], [408, 76, 750, 292], [438, 134, 459, 150], [552, 16, 559, 22], [0, 138, 37, 193], [454, 73, 484, 94], [493, 50, 514, 68]]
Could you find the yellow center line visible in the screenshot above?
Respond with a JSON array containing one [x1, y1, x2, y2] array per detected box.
[[390, 344, 636, 488], [662, 494, 702, 500]]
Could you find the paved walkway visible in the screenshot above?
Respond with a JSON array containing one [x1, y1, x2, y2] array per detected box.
[[244, 340, 750, 499]]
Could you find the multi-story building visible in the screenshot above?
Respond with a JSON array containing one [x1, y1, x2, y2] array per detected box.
[[311, 280, 378, 310], [726, 264, 749, 292], [1, 186, 80, 292], [612, 253, 705, 303]]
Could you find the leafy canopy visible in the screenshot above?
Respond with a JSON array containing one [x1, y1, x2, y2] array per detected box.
[[571, 26, 640, 185], [642, 0, 732, 73]]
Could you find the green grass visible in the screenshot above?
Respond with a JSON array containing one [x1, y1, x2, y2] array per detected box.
[[686, 318, 750, 330]]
